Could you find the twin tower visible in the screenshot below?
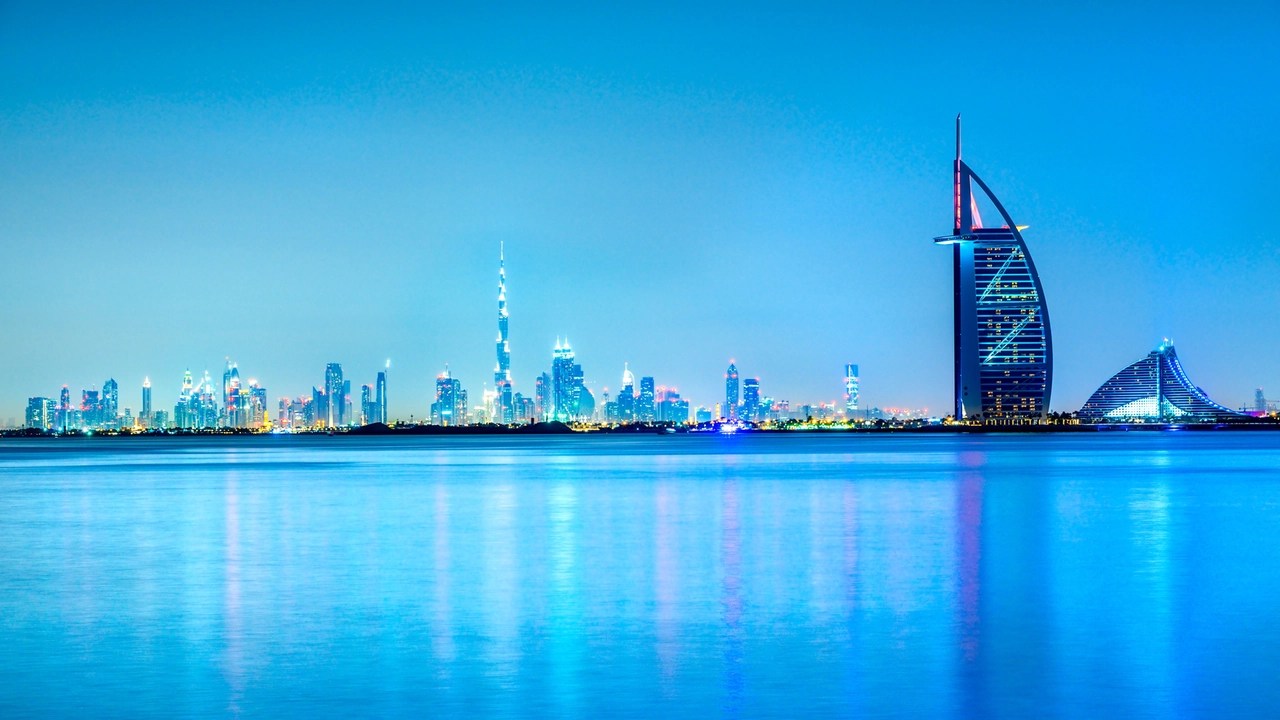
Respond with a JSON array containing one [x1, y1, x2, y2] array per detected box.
[[935, 116, 1053, 424]]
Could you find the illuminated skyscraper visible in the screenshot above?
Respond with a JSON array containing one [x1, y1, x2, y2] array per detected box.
[[535, 373, 551, 421], [376, 368, 388, 424], [58, 386, 70, 431], [617, 365, 636, 422], [725, 363, 739, 420], [141, 377, 152, 427], [25, 398, 53, 430], [935, 116, 1052, 423], [325, 363, 344, 427], [844, 364, 859, 414], [431, 366, 466, 426], [637, 377, 656, 423], [495, 244, 514, 423], [102, 379, 118, 425], [361, 384, 375, 425], [551, 339, 583, 422], [742, 378, 760, 421]]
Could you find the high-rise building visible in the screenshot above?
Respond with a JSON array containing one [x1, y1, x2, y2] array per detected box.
[[376, 368, 388, 424], [361, 384, 375, 425], [58, 386, 71, 431], [432, 366, 466, 426], [551, 339, 583, 422], [657, 387, 690, 424], [844, 364, 859, 415], [325, 363, 344, 427], [725, 363, 739, 420], [535, 372, 552, 421], [342, 380, 352, 428], [637, 377, 656, 423], [742, 378, 760, 422], [141, 377, 152, 427], [935, 116, 1052, 423], [102, 379, 118, 425], [81, 389, 100, 428], [617, 365, 635, 422], [495, 245, 514, 424], [1256, 388, 1267, 415], [312, 387, 328, 428], [222, 356, 235, 422], [25, 397, 53, 430]]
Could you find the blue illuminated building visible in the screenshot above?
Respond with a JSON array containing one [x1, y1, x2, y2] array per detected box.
[[935, 116, 1052, 424], [1078, 341, 1243, 422]]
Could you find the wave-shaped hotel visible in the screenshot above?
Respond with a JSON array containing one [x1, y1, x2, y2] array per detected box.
[[1078, 341, 1242, 422], [936, 116, 1053, 424]]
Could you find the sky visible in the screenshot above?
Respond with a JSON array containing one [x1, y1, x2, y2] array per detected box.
[[1, 1, 1278, 421]]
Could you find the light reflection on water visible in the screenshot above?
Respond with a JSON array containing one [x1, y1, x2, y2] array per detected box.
[[1, 432, 1279, 718]]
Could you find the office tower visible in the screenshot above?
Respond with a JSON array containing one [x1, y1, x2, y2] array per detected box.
[[325, 363, 343, 427], [376, 369, 388, 424], [1256, 388, 1267, 414], [150, 410, 169, 429], [361, 384, 375, 425], [551, 339, 583, 422], [618, 365, 636, 422], [249, 381, 267, 428], [637, 377, 656, 423], [278, 397, 290, 427], [58, 386, 70, 431], [432, 367, 465, 426], [80, 389, 100, 428], [725, 363, 739, 420], [312, 387, 328, 428], [141, 377, 152, 427], [221, 359, 235, 425], [342, 380, 352, 428], [696, 406, 713, 424], [657, 387, 690, 424], [844, 364, 859, 415], [535, 373, 551, 420], [495, 245, 514, 423], [26, 398, 53, 429], [742, 379, 760, 422], [1078, 341, 1242, 422], [102, 379, 118, 425], [225, 366, 244, 428], [935, 116, 1052, 423]]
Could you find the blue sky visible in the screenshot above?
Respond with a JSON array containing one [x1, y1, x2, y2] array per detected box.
[[1, 1, 1277, 420]]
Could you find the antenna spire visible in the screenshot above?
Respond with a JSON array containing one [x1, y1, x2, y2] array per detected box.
[[956, 113, 961, 161]]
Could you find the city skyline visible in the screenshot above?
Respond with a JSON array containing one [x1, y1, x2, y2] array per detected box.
[[2, 4, 1278, 420]]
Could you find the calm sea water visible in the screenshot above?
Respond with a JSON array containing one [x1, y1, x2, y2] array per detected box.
[[1, 432, 1278, 718]]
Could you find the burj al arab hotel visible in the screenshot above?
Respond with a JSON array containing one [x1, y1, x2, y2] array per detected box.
[[935, 117, 1053, 424]]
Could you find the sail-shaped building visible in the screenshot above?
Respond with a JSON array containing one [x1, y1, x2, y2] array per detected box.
[[1078, 341, 1242, 422], [935, 116, 1053, 424]]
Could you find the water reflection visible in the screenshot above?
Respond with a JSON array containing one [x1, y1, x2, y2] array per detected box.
[[1, 434, 1279, 718]]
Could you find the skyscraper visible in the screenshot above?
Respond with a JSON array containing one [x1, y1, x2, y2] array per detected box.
[[431, 366, 466, 426], [102, 379, 118, 426], [361, 384, 375, 425], [637, 377, 656, 423], [844, 364, 859, 415], [141, 377, 152, 427], [535, 372, 552, 421], [551, 339, 583, 422], [725, 363, 740, 420], [618, 365, 636, 422], [376, 368, 388, 424], [325, 363, 344, 427], [1256, 388, 1267, 415], [58, 385, 70, 431], [495, 244, 514, 424], [935, 116, 1052, 423], [742, 378, 761, 421]]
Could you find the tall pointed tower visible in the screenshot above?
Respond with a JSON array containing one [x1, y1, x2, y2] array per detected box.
[[935, 116, 1053, 423], [495, 243, 514, 423]]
